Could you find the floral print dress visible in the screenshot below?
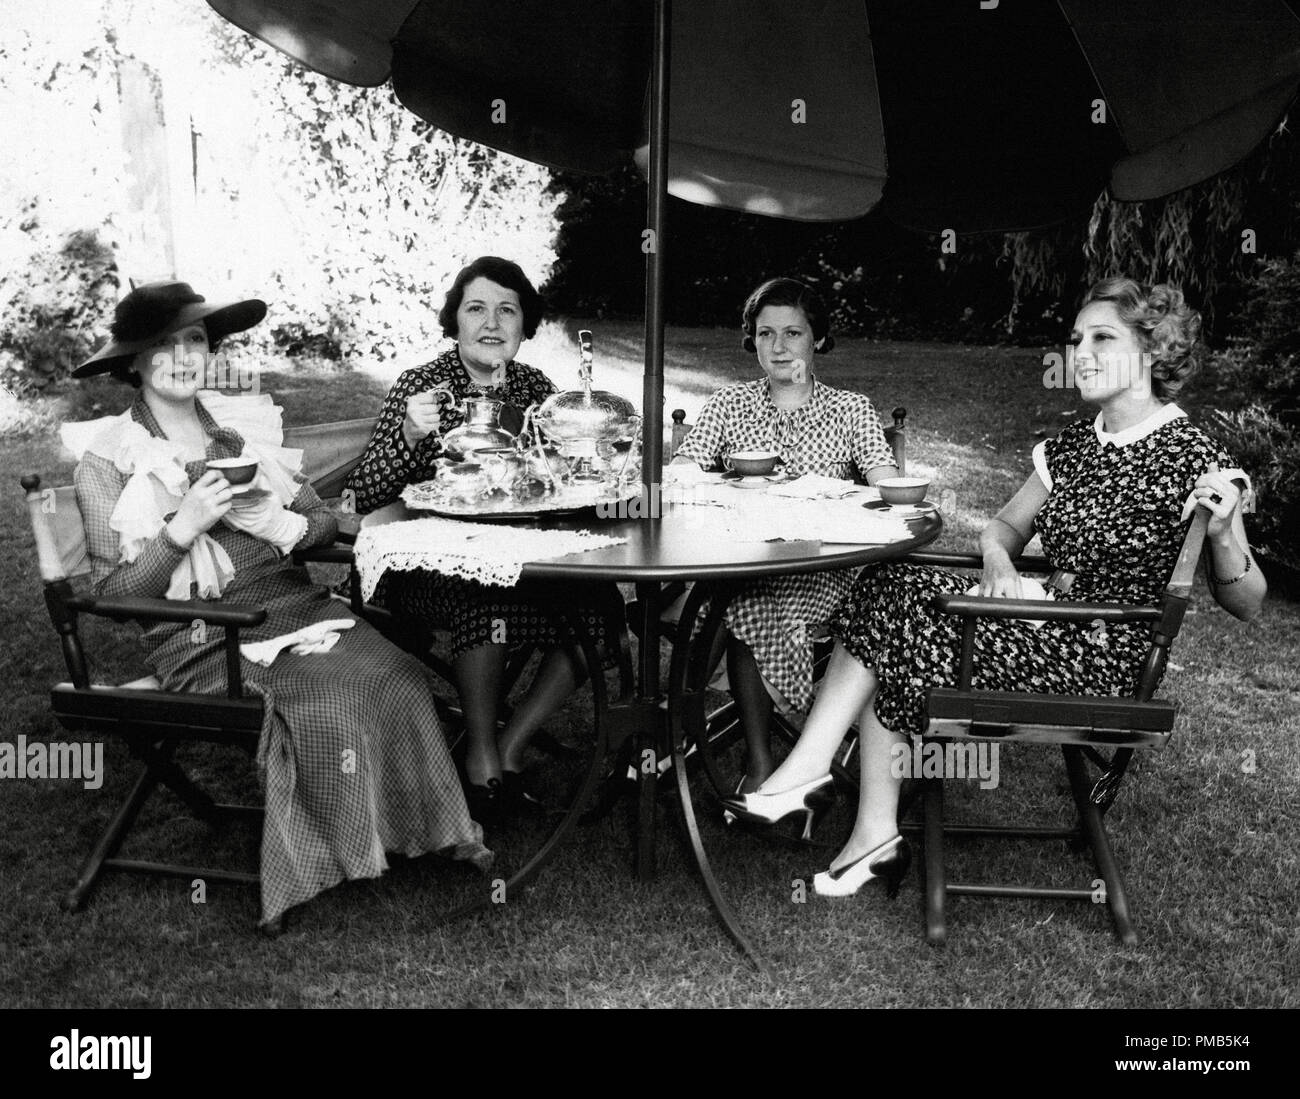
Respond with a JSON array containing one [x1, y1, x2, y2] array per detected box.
[[829, 406, 1232, 735], [677, 376, 897, 709]]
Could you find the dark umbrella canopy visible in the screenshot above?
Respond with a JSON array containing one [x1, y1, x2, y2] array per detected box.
[[206, 0, 1300, 488], [209, 0, 1300, 230]]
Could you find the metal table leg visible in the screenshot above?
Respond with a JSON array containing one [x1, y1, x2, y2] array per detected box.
[[667, 580, 771, 974]]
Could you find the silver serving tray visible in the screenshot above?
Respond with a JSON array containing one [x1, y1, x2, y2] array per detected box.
[[400, 480, 639, 522]]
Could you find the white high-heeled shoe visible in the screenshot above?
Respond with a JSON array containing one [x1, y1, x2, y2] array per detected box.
[[719, 774, 835, 842], [812, 834, 911, 898]]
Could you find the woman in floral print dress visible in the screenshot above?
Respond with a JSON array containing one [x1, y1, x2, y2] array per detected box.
[[673, 278, 899, 792], [723, 278, 1267, 897], [347, 256, 611, 824]]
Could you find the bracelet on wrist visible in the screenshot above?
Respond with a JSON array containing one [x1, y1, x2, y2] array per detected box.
[[1209, 549, 1252, 586]]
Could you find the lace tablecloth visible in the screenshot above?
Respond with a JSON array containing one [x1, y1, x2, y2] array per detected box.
[[353, 518, 629, 600]]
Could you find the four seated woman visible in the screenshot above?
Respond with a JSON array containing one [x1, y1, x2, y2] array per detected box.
[[672, 277, 899, 793], [722, 278, 1266, 897], [65, 281, 490, 930]]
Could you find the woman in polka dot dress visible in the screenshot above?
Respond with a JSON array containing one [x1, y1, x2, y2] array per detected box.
[[347, 257, 613, 824], [723, 278, 1267, 897]]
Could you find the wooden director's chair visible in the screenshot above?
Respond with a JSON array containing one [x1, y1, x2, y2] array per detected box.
[[20, 416, 379, 928], [904, 505, 1214, 945]]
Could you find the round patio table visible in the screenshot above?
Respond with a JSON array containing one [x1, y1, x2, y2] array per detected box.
[[359, 494, 942, 969]]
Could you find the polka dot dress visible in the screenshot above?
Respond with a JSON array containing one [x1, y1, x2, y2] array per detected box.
[[830, 410, 1232, 736], [348, 345, 615, 658]]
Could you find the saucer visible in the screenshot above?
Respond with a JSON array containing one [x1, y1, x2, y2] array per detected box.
[[228, 483, 269, 498], [725, 475, 777, 489], [863, 499, 936, 518]]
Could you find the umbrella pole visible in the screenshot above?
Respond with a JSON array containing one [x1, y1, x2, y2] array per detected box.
[[641, 0, 669, 492], [632, 0, 669, 881]]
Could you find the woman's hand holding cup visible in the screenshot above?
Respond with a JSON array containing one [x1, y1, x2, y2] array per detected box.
[[166, 470, 233, 549]]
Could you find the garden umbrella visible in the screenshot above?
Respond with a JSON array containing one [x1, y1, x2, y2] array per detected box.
[[207, 0, 1300, 477]]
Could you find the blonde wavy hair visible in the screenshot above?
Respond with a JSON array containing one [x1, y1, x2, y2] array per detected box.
[[1080, 277, 1202, 401]]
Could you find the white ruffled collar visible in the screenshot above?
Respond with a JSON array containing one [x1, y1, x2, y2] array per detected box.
[[1093, 402, 1185, 447], [61, 392, 304, 600]]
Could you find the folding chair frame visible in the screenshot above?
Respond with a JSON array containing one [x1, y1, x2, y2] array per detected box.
[[902, 508, 1210, 945]]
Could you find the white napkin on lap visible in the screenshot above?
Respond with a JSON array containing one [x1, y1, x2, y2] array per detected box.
[[963, 577, 1052, 629], [241, 618, 356, 666]]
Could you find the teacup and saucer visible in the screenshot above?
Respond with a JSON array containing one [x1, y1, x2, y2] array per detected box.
[[723, 450, 781, 487]]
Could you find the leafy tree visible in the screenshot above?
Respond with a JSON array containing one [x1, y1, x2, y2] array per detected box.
[[0, 0, 561, 391]]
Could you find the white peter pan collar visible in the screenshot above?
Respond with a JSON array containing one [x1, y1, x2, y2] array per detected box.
[[1093, 402, 1185, 447]]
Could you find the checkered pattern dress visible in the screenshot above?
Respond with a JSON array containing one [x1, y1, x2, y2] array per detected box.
[[830, 413, 1232, 736], [677, 377, 896, 709], [74, 395, 489, 927], [346, 347, 613, 660]]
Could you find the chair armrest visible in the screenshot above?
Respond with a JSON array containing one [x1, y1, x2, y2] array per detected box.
[[293, 543, 356, 565], [65, 594, 268, 628], [932, 592, 1161, 624], [902, 551, 1054, 573]]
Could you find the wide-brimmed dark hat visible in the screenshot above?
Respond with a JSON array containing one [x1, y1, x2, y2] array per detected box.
[[74, 281, 267, 377]]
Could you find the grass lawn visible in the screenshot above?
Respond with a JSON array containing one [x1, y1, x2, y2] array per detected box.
[[2, 322, 1297, 1009]]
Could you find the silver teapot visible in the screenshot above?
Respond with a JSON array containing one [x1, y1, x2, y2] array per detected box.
[[436, 392, 517, 462], [532, 330, 638, 482]]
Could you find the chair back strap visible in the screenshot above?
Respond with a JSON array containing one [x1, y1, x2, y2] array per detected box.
[[22, 478, 88, 582], [284, 416, 377, 500]]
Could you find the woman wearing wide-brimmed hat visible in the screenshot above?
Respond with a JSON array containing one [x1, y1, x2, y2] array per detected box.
[[64, 281, 491, 929]]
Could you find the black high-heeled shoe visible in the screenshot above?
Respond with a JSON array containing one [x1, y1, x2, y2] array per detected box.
[[466, 777, 503, 827], [812, 835, 911, 898], [719, 775, 835, 843], [500, 770, 547, 815]]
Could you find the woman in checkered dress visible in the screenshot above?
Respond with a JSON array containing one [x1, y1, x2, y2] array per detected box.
[[346, 257, 613, 823], [68, 281, 489, 930], [673, 278, 899, 792]]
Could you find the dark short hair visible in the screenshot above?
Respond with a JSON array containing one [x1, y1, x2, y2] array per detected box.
[[740, 277, 833, 352], [438, 256, 544, 340], [105, 320, 223, 388], [1080, 277, 1201, 401]]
